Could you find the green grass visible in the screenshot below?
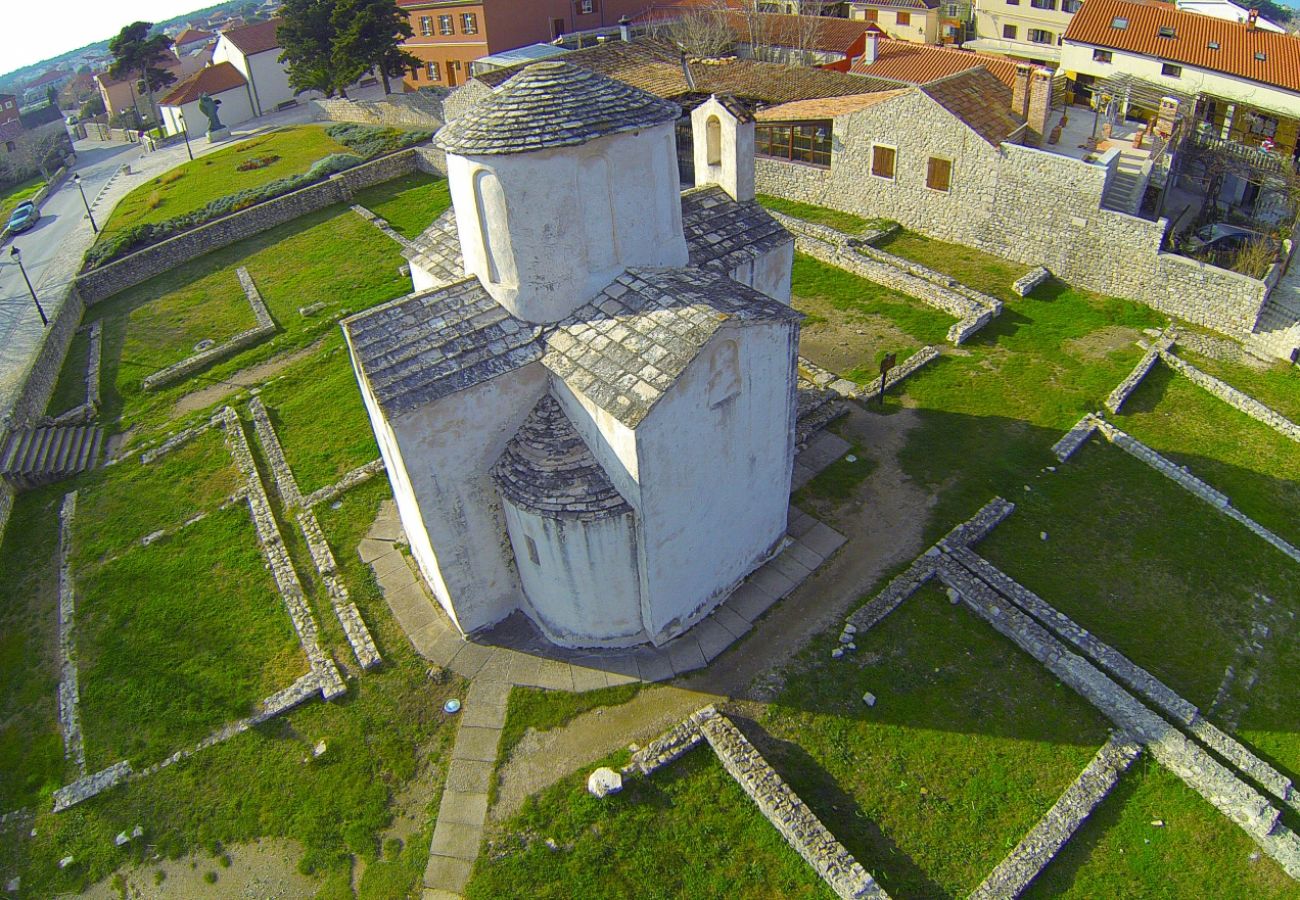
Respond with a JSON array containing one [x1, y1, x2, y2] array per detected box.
[[254, 345, 379, 496], [764, 585, 1109, 898], [757, 193, 891, 235], [0, 175, 45, 223], [46, 325, 93, 416], [876, 228, 1030, 305], [1115, 365, 1300, 551], [465, 748, 836, 900], [792, 439, 875, 514], [1027, 758, 1294, 897], [76, 505, 304, 769], [123, 266, 255, 372], [497, 683, 644, 766], [351, 172, 451, 240], [99, 126, 352, 238], [1178, 348, 1300, 424]]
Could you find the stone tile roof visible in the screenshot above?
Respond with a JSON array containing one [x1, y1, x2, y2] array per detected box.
[[343, 279, 544, 418], [754, 89, 908, 121], [544, 267, 801, 428], [920, 67, 1025, 146], [492, 394, 632, 521], [436, 61, 681, 156], [1064, 0, 1300, 93], [850, 37, 1020, 87], [159, 62, 248, 106], [405, 208, 464, 287], [681, 186, 792, 276]]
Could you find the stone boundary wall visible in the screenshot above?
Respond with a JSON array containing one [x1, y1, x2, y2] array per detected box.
[[56, 492, 86, 778], [352, 204, 414, 250], [627, 708, 710, 777], [970, 732, 1143, 900], [1161, 350, 1300, 444], [798, 347, 940, 404], [141, 267, 276, 391], [301, 457, 386, 509], [1052, 414, 1099, 462], [139, 422, 213, 465], [1013, 266, 1050, 297], [76, 150, 421, 305], [1105, 334, 1172, 414], [48, 321, 103, 426], [52, 761, 132, 813], [312, 90, 449, 129]]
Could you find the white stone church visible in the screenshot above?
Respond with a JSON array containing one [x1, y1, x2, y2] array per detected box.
[[343, 62, 800, 649]]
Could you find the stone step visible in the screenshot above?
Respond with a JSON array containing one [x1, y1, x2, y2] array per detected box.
[[1, 425, 106, 488]]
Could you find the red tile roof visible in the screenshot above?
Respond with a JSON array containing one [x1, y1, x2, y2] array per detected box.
[[1064, 0, 1300, 93], [850, 38, 1021, 87], [920, 67, 1026, 145], [160, 62, 248, 106], [175, 28, 216, 45], [720, 11, 873, 55], [220, 17, 283, 56]]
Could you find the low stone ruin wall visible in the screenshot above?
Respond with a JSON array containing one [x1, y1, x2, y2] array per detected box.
[[1161, 350, 1300, 444], [312, 90, 449, 129]]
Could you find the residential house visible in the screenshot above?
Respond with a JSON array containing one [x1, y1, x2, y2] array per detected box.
[[174, 28, 218, 58], [966, 0, 1083, 65], [1061, 0, 1300, 164], [0, 120, 24, 156], [396, 0, 660, 91], [212, 17, 304, 115], [158, 62, 256, 137], [1176, 0, 1285, 31], [94, 53, 202, 126], [850, 32, 1020, 85], [721, 11, 876, 67], [849, 0, 942, 44], [0, 94, 19, 127]]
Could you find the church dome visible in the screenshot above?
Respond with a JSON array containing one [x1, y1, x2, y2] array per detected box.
[[435, 61, 681, 156]]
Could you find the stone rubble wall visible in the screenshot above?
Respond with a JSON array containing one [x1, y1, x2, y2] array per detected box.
[[798, 347, 940, 405], [970, 732, 1143, 900], [301, 457, 386, 509], [1161, 350, 1300, 444], [312, 90, 449, 129], [51, 761, 131, 813], [139, 421, 214, 465], [1105, 335, 1172, 414], [850, 241, 1002, 318], [76, 150, 421, 305], [697, 708, 890, 900], [141, 267, 276, 392], [213, 407, 346, 699], [1052, 414, 1099, 462], [627, 712, 709, 777], [47, 321, 103, 426], [351, 204, 415, 251], [1013, 266, 1050, 297], [937, 556, 1300, 878], [56, 492, 86, 778]]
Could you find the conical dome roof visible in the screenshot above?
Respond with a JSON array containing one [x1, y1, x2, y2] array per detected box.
[[435, 61, 681, 156]]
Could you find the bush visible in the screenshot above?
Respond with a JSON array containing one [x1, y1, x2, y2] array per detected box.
[[325, 123, 432, 158]]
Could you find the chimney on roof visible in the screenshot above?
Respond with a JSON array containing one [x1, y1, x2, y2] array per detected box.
[[864, 32, 879, 65], [1025, 66, 1053, 147], [619, 15, 632, 42], [680, 51, 697, 90], [1247, 8, 1258, 29], [1011, 64, 1032, 120]]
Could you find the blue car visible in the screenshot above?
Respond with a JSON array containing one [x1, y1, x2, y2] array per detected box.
[[7, 200, 39, 233]]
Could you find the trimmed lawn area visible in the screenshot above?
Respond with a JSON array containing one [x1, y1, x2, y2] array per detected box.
[[122, 266, 255, 372], [1178, 348, 1300, 423], [765, 585, 1109, 898], [1026, 758, 1294, 897], [497, 683, 643, 765], [757, 193, 889, 235], [75, 505, 304, 770], [254, 345, 379, 496], [466, 748, 836, 900], [1114, 365, 1300, 551], [791, 253, 953, 380], [0, 175, 45, 223], [352, 172, 451, 239], [99, 126, 352, 238], [876, 229, 1030, 305]]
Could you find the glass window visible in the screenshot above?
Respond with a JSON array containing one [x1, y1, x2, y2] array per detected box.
[[1247, 112, 1278, 137], [1111, 16, 1128, 28], [871, 144, 895, 178], [1161, 63, 1181, 77], [1092, 49, 1112, 62], [580, 0, 597, 12], [438, 14, 454, 34], [1157, 25, 1176, 38], [462, 12, 478, 33], [1028, 28, 1052, 43], [864, 8, 878, 20], [926, 157, 951, 191], [1031, 0, 1055, 9], [419, 16, 432, 36], [1003, 24, 1018, 38], [755, 121, 833, 167], [426, 61, 440, 81], [896, 10, 911, 24], [1062, 0, 1082, 11]]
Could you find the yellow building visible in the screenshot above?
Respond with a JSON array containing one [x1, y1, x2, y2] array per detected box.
[[849, 0, 941, 44]]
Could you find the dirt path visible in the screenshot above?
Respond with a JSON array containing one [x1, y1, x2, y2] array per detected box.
[[81, 838, 316, 899], [170, 341, 324, 418], [490, 405, 932, 822]]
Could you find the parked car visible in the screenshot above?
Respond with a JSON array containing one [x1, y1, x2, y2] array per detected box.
[[6, 201, 39, 234], [1184, 223, 1279, 258]]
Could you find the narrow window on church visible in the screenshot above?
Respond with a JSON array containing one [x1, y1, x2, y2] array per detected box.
[[525, 536, 540, 566], [706, 115, 722, 166]]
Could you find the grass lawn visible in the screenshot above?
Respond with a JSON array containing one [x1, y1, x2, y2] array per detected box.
[[1026, 758, 1294, 897], [791, 435, 876, 519], [757, 193, 890, 235], [1177, 348, 1300, 423], [99, 126, 352, 238], [497, 683, 643, 766], [254, 344, 379, 496], [76, 204, 408, 440], [1114, 365, 1300, 551], [0, 175, 45, 223], [46, 325, 93, 417], [123, 266, 255, 373], [75, 505, 304, 770], [979, 439, 1300, 712], [764, 585, 1109, 898], [791, 253, 953, 379], [71, 427, 241, 568], [351, 172, 451, 240], [876, 229, 1031, 305], [466, 748, 836, 900]]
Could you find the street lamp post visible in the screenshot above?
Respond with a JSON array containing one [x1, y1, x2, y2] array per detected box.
[[177, 110, 194, 162], [10, 247, 48, 327], [72, 173, 98, 234]]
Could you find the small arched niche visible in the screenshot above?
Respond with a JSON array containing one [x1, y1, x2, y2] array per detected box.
[[705, 115, 723, 167]]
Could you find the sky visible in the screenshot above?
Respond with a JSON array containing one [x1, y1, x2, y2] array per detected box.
[[0, 0, 205, 76]]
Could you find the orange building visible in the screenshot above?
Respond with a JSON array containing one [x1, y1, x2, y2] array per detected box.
[[397, 0, 658, 90]]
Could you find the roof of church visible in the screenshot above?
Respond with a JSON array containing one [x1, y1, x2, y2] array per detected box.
[[402, 207, 463, 284], [343, 278, 544, 418], [435, 61, 681, 156], [492, 394, 632, 521], [544, 268, 800, 429], [682, 186, 792, 276]]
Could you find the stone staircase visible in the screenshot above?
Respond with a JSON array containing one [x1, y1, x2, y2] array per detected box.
[[1246, 287, 1300, 364], [0, 425, 105, 489], [1101, 153, 1148, 215]]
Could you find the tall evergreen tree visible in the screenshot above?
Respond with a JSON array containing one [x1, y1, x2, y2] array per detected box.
[[331, 0, 420, 95], [278, 0, 345, 97], [107, 22, 176, 129]]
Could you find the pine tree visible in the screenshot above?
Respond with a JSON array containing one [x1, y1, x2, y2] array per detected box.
[[108, 22, 177, 130], [331, 0, 419, 95], [277, 0, 344, 97]]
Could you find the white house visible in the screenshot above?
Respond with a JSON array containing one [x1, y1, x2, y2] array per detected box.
[[343, 65, 799, 649], [1174, 0, 1284, 32], [158, 62, 256, 137], [212, 17, 307, 116]]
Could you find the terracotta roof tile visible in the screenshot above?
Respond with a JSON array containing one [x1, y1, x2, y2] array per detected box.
[[718, 11, 875, 54], [920, 67, 1026, 145], [175, 28, 216, 45], [220, 17, 282, 56], [851, 38, 1021, 87], [1063, 0, 1300, 93], [160, 62, 248, 106]]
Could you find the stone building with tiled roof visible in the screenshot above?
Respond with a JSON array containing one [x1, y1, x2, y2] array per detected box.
[[343, 64, 800, 648]]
